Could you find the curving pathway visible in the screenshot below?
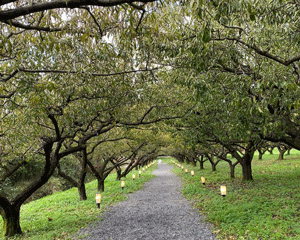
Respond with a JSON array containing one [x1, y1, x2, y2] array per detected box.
[[74, 162, 216, 240]]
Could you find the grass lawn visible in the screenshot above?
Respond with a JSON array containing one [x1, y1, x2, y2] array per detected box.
[[168, 149, 300, 240], [0, 164, 157, 240]]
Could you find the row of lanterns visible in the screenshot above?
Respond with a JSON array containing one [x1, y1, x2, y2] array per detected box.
[[122, 160, 157, 190], [171, 160, 227, 197], [96, 160, 157, 208]]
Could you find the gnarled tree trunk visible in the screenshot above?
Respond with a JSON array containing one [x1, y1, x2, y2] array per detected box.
[[1, 203, 22, 237]]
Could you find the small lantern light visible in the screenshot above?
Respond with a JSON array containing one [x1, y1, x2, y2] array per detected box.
[[181, 166, 184, 170], [185, 169, 188, 174], [191, 170, 194, 176], [121, 180, 125, 190], [139, 170, 142, 177], [142, 168, 145, 171], [220, 185, 227, 197], [201, 176, 206, 185], [132, 174, 136, 180], [95, 193, 102, 208]]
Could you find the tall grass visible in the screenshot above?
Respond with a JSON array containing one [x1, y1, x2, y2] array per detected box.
[[0, 165, 157, 240], [169, 149, 300, 239]]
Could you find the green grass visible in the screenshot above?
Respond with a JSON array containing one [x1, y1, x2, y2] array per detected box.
[[167, 149, 300, 240], [0, 164, 157, 240]]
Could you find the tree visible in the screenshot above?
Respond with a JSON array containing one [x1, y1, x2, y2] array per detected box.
[[133, 0, 300, 178], [276, 143, 289, 160], [0, 8, 191, 234]]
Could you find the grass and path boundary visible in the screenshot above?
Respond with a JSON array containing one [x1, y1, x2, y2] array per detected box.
[[169, 150, 300, 239], [0, 165, 157, 240]]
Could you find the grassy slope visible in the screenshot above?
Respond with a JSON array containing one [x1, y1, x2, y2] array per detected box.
[[169, 150, 300, 240], [0, 165, 157, 240]]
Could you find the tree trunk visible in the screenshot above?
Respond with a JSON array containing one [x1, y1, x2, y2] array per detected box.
[[226, 141, 254, 181], [229, 164, 235, 178], [240, 154, 253, 181], [241, 164, 253, 180], [206, 154, 218, 172], [98, 179, 105, 192], [278, 150, 285, 160], [116, 171, 121, 180], [211, 163, 217, 172], [258, 150, 263, 160], [199, 161, 204, 170], [78, 182, 87, 200], [2, 205, 22, 237], [0, 141, 59, 237], [78, 148, 88, 200], [198, 155, 204, 169], [268, 147, 274, 154]]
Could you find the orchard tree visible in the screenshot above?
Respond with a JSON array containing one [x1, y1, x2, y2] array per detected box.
[[0, 10, 191, 235], [133, 1, 300, 178], [184, 1, 300, 150]]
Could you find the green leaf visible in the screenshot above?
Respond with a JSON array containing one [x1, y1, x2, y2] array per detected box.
[[247, 3, 252, 14], [219, 16, 228, 25], [202, 28, 211, 43], [250, 13, 256, 21], [197, 8, 202, 18]]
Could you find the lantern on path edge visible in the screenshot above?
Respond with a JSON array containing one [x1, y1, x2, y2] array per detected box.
[[220, 185, 227, 197], [201, 176, 206, 185], [95, 193, 102, 208], [121, 180, 125, 190]]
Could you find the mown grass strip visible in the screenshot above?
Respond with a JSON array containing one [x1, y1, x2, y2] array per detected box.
[[167, 150, 300, 240], [0, 164, 157, 240]]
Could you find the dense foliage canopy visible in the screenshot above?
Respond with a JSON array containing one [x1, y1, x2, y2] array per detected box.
[[1, 0, 300, 237]]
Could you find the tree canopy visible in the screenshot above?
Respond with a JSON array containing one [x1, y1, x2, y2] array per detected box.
[[1, 0, 300, 237]]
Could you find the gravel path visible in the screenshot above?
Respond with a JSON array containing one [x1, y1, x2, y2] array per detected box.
[[74, 162, 216, 240]]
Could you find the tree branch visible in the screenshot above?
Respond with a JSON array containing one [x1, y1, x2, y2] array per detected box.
[[217, 37, 300, 66], [1, 19, 62, 31], [0, 0, 157, 21], [20, 67, 159, 77]]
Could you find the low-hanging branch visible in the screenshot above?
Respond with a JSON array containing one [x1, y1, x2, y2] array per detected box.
[[0, 0, 157, 21]]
